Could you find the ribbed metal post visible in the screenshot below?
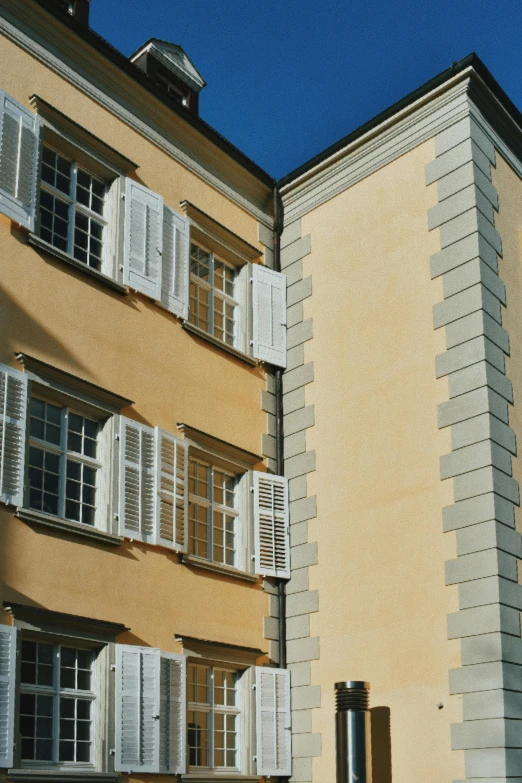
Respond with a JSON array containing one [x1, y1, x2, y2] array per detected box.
[[335, 681, 372, 783]]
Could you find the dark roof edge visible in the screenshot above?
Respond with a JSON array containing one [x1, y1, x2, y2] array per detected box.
[[279, 53, 522, 187], [32, 0, 274, 187]]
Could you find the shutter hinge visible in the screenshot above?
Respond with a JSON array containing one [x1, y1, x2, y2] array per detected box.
[[252, 683, 256, 690], [110, 664, 116, 671], [115, 433, 120, 441], [250, 340, 254, 346], [114, 513, 119, 521], [250, 278, 253, 284], [250, 487, 254, 493], [110, 749, 115, 755], [253, 755, 257, 761], [251, 555, 256, 561], [121, 193, 126, 200]]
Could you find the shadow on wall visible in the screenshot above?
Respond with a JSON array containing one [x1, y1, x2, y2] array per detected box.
[[371, 706, 392, 783]]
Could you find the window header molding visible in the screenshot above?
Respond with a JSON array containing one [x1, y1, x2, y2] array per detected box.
[[180, 201, 262, 266], [3, 602, 128, 644], [15, 352, 133, 414], [177, 423, 263, 469], [30, 95, 139, 176], [174, 634, 266, 665]]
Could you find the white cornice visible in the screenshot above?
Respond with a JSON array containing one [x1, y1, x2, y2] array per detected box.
[[281, 74, 474, 223], [0, 0, 273, 227]]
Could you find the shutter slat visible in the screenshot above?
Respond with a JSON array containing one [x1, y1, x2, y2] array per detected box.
[[252, 265, 287, 368], [0, 363, 28, 507], [119, 417, 156, 543], [254, 472, 290, 578], [124, 179, 163, 299], [159, 653, 186, 773], [0, 90, 39, 230], [256, 667, 291, 777], [161, 205, 190, 319], [0, 624, 16, 768], [154, 428, 188, 552], [115, 645, 161, 773]]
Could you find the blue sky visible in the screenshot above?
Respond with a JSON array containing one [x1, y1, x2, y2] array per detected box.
[[90, 0, 522, 180]]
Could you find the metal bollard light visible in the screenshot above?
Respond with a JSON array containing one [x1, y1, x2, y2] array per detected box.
[[335, 681, 372, 783]]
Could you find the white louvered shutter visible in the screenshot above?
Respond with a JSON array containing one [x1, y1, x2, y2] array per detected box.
[[161, 205, 190, 319], [115, 645, 161, 773], [159, 653, 186, 774], [252, 265, 287, 368], [0, 624, 16, 768], [124, 179, 163, 299], [119, 417, 156, 543], [0, 90, 39, 230], [0, 363, 28, 507], [254, 472, 290, 578], [154, 428, 188, 552], [256, 666, 291, 777]]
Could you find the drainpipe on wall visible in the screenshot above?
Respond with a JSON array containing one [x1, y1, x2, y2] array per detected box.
[[272, 184, 286, 671]]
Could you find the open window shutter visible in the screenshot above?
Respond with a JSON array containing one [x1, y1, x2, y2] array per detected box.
[[0, 90, 39, 231], [0, 363, 28, 507], [159, 652, 186, 774], [119, 417, 156, 543], [124, 179, 163, 299], [256, 666, 292, 777], [0, 624, 16, 768], [252, 265, 287, 368], [154, 428, 188, 552], [254, 472, 290, 579], [161, 205, 190, 319], [115, 644, 161, 773]]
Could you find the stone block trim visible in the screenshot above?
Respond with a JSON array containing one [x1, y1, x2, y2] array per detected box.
[[427, 112, 522, 782], [280, 218, 319, 783]]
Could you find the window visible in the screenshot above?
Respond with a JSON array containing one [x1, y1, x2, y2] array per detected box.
[[189, 243, 237, 347], [28, 396, 101, 526], [38, 146, 107, 272], [19, 640, 95, 765], [188, 457, 238, 567], [187, 663, 240, 771]]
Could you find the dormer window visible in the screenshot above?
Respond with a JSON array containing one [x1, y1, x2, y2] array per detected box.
[[130, 39, 206, 117]]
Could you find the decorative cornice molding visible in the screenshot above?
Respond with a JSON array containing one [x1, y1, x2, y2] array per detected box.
[[281, 79, 471, 223], [0, 2, 273, 227]]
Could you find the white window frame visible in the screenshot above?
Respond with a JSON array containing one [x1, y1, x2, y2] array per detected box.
[[34, 132, 124, 284], [189, 241, 240, 348], [187, 662, 241, 773], [188, 457, 240, 569], [38, 145, 108, 271], [20, 380, 116, 537], [16, 637, 105, 771], [27, 396, 103, 527]]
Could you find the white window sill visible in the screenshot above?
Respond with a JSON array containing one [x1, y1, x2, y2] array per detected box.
[[16, 508, 123, 546], [28, 234, 128, 295], [8, 772, 119, 783], [180, 553, 258, 583], [182, 322, 258, 367]]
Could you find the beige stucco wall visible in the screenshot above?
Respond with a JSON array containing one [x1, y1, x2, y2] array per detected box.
[[299, 140, 464, 782], [491, 154, 522, 540], [0, 32, 270, 658]]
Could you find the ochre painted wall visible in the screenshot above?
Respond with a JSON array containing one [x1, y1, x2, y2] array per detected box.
[[0, 34, 269, 657], [298, 140, 464, 782]]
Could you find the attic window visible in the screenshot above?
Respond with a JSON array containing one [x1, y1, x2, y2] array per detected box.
[[157, 75, 188, 107]]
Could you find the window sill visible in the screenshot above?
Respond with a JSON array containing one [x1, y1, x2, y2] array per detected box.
[[180, 553, 258, 583], [8, 772, 120, 783], [182, 322, 258, 367], [28, 234, 128, 295], [16, 508, 123, 546]]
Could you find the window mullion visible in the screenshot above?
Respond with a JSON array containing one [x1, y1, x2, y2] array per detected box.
[[209, 667, 214, 769], [53, 648, 60, 764], [59, 409, 68, 519], [208, 466, 214, 561], [209, 254, 215, 337]]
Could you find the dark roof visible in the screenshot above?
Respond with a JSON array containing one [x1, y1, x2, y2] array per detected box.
[[279, 53, 522, 186], [33, 0, 274, 187]]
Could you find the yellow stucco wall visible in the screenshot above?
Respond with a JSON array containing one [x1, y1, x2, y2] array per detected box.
[[0, 32, 270, 657], [297, 140, 464, 782], [491, 154, 522, 541]]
